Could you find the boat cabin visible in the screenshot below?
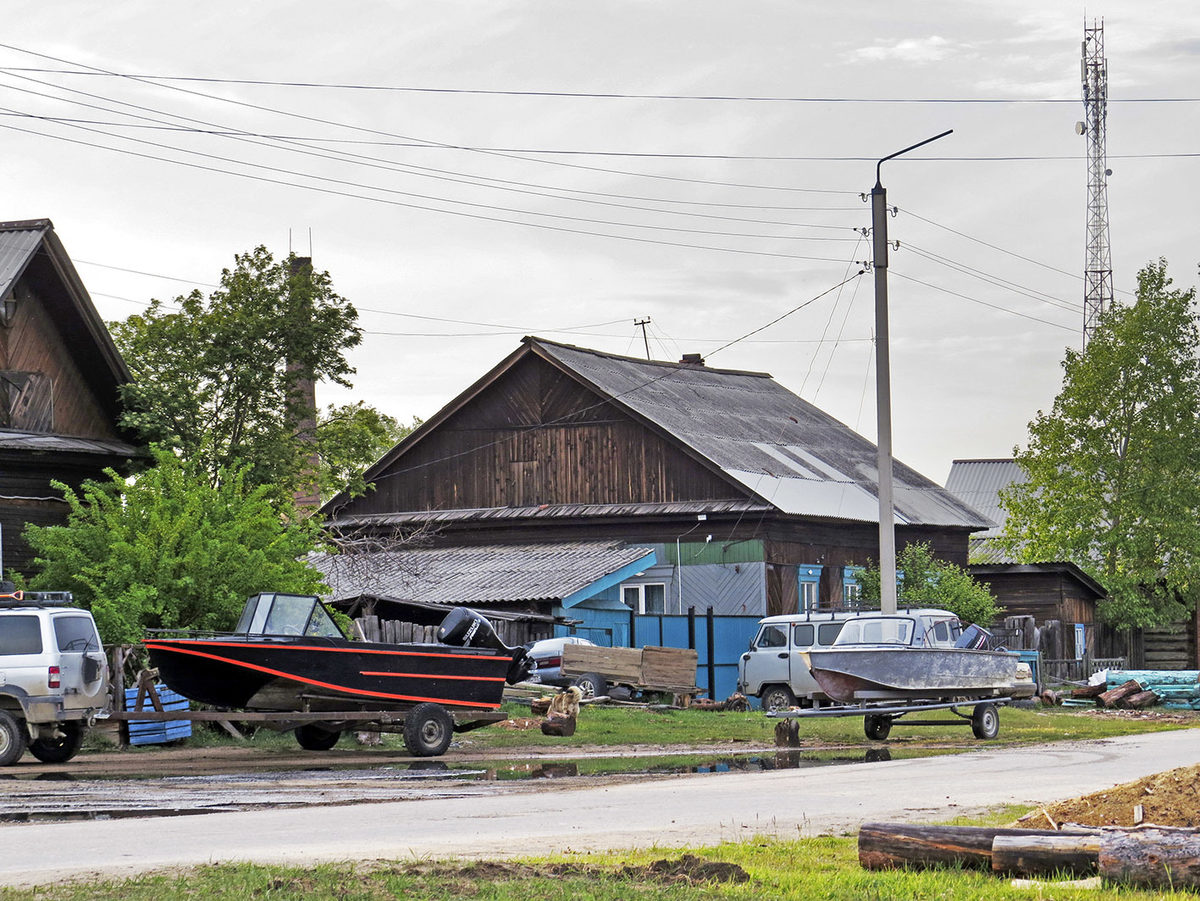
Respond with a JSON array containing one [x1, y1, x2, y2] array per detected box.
[[832, 609, 965, 649], [233, 593, 345, 639]]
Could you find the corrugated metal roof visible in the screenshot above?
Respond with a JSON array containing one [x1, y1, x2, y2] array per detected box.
[[0, 220, 51, 301], [944, 459, 1026, 563], [944, 459, 1023, 538], [310, 541, 656, 606], [535, 339, 989, 529]]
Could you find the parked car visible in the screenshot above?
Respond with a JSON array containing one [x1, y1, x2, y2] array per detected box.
[[523, 636, 599, 692], [737, 610, 870, 709], [0, 585, 109, 765]]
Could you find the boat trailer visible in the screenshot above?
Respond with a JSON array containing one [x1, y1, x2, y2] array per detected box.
[[768, 696, 1018, 741]]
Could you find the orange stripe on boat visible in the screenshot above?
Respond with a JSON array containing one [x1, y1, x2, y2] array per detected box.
[[142, 642, 501, 709]]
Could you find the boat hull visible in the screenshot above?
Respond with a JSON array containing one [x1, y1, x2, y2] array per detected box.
[[804, 646, 1025, 703], [145, 637, 511, 711]]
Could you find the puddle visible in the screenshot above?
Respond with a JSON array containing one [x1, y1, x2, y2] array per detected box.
[[0, 747, 961, 825]]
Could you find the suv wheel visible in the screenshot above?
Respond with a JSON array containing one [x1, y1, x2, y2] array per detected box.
[[28, 722, 85, 764], [0, 710, 28, 767]]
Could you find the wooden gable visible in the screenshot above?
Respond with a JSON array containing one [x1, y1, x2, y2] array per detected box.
[[340, 352, 745, 516]]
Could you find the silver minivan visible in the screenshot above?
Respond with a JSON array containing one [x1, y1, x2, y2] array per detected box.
[[737, 611, 868, 709]]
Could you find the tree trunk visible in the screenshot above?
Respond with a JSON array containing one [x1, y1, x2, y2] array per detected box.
[[991, 833, 1101, 876], [1098, 679, 1142, 708], [857, 823, 1092, 871], [1099, 828, 1200, 888], [1121, 689, 1159, 709]]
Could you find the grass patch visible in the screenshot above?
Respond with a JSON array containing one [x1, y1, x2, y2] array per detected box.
[[3, 834, 1184, 900]]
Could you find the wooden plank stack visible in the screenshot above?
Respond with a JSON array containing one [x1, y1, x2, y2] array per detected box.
[[124, 685, 192, 746], [561, 644, 698, 693], [859, 822, 1200, 889]]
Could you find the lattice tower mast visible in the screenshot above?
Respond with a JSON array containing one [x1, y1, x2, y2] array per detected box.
[[1081, 19, 1113, 347]]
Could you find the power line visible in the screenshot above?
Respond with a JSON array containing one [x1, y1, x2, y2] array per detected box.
[[4, 66, 1198, 104], [890, 269, 1078, 331]]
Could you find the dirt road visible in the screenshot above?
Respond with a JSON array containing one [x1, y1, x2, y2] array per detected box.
[[2, 729, 1198, 887]]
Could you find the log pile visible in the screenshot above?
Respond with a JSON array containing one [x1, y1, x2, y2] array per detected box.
[[1069, 670, 1200, 711], [859, 822, 1200, 888]]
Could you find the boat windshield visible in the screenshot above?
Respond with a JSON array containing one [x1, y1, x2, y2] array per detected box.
[[833, 616, 915, 646], [233, 593, 345, 638]]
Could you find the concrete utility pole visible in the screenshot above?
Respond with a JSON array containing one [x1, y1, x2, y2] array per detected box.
[[1080, 19, 1113, 347], [870, 130, 952, 615]]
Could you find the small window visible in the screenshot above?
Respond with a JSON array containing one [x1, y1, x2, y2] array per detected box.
[[622, 583, 667, 615], [817, 622, 845, 646], [0, 615, 43, 655], [799, 580, 818, 613], [53, 615, 99, 652], [932, 620, 951, 643], [755, 625, 787, 649], [792, 623, 815, 647]]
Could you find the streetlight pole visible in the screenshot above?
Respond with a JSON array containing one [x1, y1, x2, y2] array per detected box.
[[871, 129, 952, 615]]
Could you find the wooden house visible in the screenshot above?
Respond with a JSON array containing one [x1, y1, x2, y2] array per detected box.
[[0, 219, 141, 577], [943, 458, 1200, 671], [316, 337, 988, 644]]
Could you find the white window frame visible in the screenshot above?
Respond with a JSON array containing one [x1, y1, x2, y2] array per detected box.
[[622, 582, 667, 615]]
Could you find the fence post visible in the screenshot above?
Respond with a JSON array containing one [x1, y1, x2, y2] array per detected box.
[[687, 606, 696, 650], [706, 606, 716, 699]]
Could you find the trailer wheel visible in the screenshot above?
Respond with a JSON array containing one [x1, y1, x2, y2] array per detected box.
[[404, 702, 453, 757], [295, 724, 341, 751], [864, 714, 892, 741], [971, 703, 1000, 740], [28, 722, 85, 763], [761, 684, 797, 710], [571, 673, 608, 700], [0, 711, 27, 766]]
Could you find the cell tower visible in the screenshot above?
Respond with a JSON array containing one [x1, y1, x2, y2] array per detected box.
[[1080, 19, 1113, 347]]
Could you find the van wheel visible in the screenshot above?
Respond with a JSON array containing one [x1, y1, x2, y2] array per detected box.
[[761, 685, 797, 710], [0, 711, 27, 766], [28, 722, 85, 763]]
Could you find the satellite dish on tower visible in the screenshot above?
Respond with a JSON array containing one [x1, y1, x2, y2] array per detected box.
[[1075, 121, 1086, 135]]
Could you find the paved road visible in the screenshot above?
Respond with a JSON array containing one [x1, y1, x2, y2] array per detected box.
[[3, 730, 1197, 887]]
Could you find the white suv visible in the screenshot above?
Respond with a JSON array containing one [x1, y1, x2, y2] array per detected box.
[[0, 586, 109, 765]]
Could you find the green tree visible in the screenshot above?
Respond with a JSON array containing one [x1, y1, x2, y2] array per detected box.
[[23, 448, 327, 645], [999, 259, 1200, 628], [316, 407, 418, 501], [110, 247, 374, 501], [855, 542, 1003, 626]]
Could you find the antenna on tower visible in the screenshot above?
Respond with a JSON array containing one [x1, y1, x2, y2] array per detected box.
[[1079, 18, 1113, 348]]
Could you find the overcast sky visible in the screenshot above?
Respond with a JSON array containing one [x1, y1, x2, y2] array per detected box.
[[4, 2, 1199, 484]]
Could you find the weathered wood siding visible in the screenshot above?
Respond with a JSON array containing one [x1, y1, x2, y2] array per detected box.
[[0, 286, 121, 439], [348, 355, 742, 515], [970, 570, 1095, 624]]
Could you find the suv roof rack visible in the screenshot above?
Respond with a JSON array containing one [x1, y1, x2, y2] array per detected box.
[[0, 587, 75, 608]]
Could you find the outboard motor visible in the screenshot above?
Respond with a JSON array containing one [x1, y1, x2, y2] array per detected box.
[[437, 607, 532, 684]]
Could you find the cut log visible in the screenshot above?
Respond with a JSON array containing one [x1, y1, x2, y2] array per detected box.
[[530, 697, 553, 715], [857, 823, 1093, 871], [774, 719, 800, 748], [1099, 828, 1200, 888], [1098, 679, 1143, 708], [1120, 689, 1159, 709], [540, 714, 576, 737], [991, 832, 1101, 877], [1071, 682, 1107, 699]]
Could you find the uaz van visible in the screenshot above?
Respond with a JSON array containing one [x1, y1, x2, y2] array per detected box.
[[737, 610, 872, 709]]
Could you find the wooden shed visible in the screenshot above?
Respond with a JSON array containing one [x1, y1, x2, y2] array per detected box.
[[0, 219, 141, 576]]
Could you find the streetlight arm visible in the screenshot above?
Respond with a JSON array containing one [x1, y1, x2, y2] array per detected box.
[[876, 129, 954, 186]]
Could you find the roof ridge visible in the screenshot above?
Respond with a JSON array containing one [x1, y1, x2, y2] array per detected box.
[[525, 334, 774, 379], [0, 218, 53, 232]]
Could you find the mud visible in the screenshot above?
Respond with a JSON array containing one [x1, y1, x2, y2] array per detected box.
[[1025, 763, 1200, 828]]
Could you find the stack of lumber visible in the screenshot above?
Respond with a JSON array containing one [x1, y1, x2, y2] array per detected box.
[[1069, 670, 1200, 710], [561, 644, 698, 693], [124, 685, 192, 746], [859, 822, 1200, 889]]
